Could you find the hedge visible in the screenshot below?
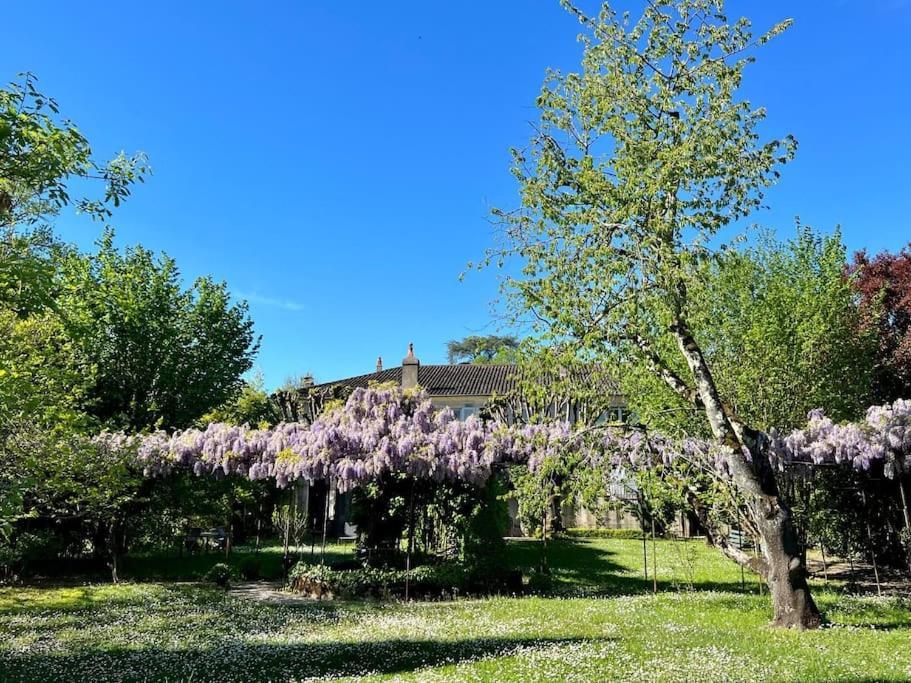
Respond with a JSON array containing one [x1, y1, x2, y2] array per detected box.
[[288, 561, 521, 600], [559, 528, 644, 540]]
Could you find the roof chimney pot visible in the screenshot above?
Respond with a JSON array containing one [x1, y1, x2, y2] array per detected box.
[[402, 342, 419, 388]]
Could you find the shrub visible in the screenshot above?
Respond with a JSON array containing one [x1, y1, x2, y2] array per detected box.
[[288, 558, 525, 600], [560, 528, 644, 540], [203, 562, 233, 588]]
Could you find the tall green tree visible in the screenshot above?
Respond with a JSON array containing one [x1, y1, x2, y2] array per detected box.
[[58, 231, 260, 431], [0, 311, 95, 540], [487, 0, 821, 626], [0, 73, 146, 560], [626, 226, 876, 435]]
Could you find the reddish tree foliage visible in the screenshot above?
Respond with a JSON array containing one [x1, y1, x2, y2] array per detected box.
[[851, 244, 911, 402]]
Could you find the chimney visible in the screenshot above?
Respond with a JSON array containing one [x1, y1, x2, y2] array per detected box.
[[376, 356, 383, 373], [401, 342, 419, 389]]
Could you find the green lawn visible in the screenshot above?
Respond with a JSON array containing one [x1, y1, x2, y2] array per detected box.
[[2, 538, 909, 682]]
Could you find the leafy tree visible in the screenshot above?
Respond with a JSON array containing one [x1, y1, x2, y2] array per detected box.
[[0, 73, 147, 229], [850, 244, 911, 403], [279, 373, 315, 392], [484, 0, 821, 626], [0, 73, 146, 574], [0, 309, 95, 431], [446, 335, 520, 364], [1, 73, 147, 318], [625, 226, 876, 435], [0, 229, 60, 315], [198, 372, 280, 428], [57, 231, 259, 431]]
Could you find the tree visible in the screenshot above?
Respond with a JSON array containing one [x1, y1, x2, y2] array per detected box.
[[58, 231, 259, 431], [626, 226, 876, 435], [2, 73, 148, 318], [0, 73, 146, 577], [198, 372, 280, 429], [446, 335, 520, 364], [484, 1, 821, 626], [484, 344, 621, 534], [1, 73, 147, 229], [850, 244, 911, 404]]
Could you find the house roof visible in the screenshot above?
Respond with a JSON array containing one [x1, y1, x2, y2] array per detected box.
[[309, 363, 621, 398], [310, 364, 521, 397]]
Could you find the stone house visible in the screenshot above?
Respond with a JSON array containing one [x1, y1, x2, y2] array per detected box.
[[282, 344, 647, 537]]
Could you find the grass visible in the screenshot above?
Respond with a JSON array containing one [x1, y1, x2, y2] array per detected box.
[[1, 538, 909, 682]]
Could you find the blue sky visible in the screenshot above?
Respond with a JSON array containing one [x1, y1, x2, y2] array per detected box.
[[3, 1, 910, 389]]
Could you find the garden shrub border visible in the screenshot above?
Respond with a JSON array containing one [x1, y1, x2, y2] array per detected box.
[[287, 561, 522, 600]]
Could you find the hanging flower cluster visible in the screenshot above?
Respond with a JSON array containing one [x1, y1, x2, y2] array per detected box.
[[95, 386, 561, 490], [94, 387, 911, 489], [769, 399, 911, 477]]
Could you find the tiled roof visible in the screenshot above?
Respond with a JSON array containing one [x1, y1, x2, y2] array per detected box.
[[310, 364, 618, 398], [310, 364, 519, 397]]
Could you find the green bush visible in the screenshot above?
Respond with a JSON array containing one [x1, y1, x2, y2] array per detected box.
[[289, 560, 519, 600], [202, 562, 233, 588], [560, 528, 644, 540]]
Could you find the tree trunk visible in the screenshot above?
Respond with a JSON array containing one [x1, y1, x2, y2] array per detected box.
[[669, 316, 821, 629], [549, 494, 565, 534], [754, 498, 820, 628]]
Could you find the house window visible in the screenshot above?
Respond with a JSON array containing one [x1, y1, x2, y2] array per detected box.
[[459, 405, 479, 421]]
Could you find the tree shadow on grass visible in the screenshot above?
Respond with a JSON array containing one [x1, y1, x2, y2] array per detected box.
[[0, 635, 611, 682], [506, 538, 754, 597]]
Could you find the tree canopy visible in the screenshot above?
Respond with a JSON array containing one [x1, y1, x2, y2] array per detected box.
[[0, 73, 147, 229], [483, 0, 822, 627], [851, 243, 911, 403], [626, 226, 876, 435], [57, 231, 260, 432], [446, 335, 520, 364]]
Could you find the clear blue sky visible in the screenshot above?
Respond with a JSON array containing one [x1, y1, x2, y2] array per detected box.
[[3, 1, 910, 389]]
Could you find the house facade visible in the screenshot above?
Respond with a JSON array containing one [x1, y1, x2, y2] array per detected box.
[[284, 344, 648, 536]]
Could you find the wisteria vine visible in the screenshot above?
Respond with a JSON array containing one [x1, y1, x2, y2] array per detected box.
[[95, 387, 577, 491], [93, 387, 911, 491]]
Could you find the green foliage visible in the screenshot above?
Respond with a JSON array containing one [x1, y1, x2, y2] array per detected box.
[[0, 76, 261, 574], [0, 73, 148, 228], [57, 230, 259, 431], [625, 226, 876, 434], [560, 527, 643, 540], [486, 1, 796, 363], [348, 475, 509, 568], [446, 335, 520, 364], [0, 309, 95, 431], [288, 559, 518, 599], [507, 459, 574, 537], [198, 371, 279, 428], [794, 468, 907, 569], [0, 229, 60, 315]]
